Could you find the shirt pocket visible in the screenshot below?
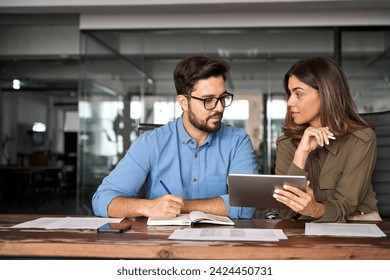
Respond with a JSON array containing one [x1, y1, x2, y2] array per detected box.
[[319, 172, 341, 190], [205, 174, 228, 197]]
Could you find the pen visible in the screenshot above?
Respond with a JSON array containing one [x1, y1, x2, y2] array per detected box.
[[160, 180, 172, 194]]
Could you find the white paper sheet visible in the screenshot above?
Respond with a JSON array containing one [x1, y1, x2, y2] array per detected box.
[[305, 223, 386, 237], [168, 228, 287, 241], [11, 217, 123, 229]]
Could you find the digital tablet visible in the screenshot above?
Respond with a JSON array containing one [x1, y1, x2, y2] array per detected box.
[[228, 174, 307, 209]]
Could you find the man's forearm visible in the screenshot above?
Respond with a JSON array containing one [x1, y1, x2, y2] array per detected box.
[[182, 197, 228, 216], [107, 196, 150, 218]]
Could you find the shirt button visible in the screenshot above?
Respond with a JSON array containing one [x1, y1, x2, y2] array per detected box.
[[193, 178, 197, 182], [182, 141, 185, 144], [194, 153, 198, 158], [191, 141, 194, 145]]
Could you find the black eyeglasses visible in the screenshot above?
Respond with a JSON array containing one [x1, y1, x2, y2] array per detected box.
[[184, 92, 234, 110]]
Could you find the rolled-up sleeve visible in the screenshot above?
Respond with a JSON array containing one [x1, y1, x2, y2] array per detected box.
[[92, 138, 150, 217], [220, 194, 256, 219], [223, 131, 258, 219]]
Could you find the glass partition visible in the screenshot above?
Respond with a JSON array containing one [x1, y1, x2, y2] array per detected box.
[[342, 29, 390, 112], [78, 32, 147, 214], [78, 27, 390, 214]]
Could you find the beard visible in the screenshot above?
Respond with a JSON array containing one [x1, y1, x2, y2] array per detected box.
[[188, 104, 223, 133]]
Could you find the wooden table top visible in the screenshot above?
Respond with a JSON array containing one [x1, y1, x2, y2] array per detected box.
[[0, 214, 389, 260]]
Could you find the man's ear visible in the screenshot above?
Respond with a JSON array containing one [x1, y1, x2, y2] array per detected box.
[[177, 95, 188, 111]]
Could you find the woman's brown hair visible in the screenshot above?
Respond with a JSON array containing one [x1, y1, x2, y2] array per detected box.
[[282, 56, 372, 146]]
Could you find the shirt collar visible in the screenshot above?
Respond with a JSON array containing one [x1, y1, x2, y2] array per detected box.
[[325, 130, 368, 155], [177, 116, 192, 144], [323, 138, 340, 155], [177, 115, 213, 147]]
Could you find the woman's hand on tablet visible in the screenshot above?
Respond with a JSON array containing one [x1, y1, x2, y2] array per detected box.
[[273, 181, 325, 219]]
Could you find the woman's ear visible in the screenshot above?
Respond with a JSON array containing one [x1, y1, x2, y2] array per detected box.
[[177, 95, 188, 111]]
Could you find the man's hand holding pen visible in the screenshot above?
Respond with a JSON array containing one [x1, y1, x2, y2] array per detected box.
[[145, 194, 184, 219], [143, 180, 184, 219]]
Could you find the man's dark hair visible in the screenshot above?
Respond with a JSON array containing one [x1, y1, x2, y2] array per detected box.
[[173, 55, 230, 96]]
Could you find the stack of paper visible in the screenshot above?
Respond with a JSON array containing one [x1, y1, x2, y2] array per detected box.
[[11, 217, 123, 230], [305, 223, 386, 237], [168, 228, 287, 241]]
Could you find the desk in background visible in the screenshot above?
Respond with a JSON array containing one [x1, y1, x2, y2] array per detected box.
[[0, 214, 389, 259], [0, 166, 64, 212]]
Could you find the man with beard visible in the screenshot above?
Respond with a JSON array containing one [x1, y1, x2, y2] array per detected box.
[[92, 56, 258, 219]]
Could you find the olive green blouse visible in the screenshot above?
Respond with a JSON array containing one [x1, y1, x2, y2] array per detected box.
[[275, 127, 378, 222]]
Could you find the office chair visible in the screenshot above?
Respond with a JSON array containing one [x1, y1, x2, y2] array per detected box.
[[361, 110, 390, 218], [137, 123, 163, 136], [136, 123, 164, 198]]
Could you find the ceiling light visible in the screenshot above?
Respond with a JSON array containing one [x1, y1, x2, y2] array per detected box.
[[32, 122, 46, 132], [13, 79, 21, 90]]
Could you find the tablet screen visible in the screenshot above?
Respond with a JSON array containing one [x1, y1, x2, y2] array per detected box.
[[228, 174, 306, 209]]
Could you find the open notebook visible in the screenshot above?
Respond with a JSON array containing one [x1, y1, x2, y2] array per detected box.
[[147, 211, 235, 226]]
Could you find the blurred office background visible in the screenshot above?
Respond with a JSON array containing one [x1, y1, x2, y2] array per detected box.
[[0, 0, 389, 215]]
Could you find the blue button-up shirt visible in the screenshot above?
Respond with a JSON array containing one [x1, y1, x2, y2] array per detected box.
[[92, 116, 258, 219]]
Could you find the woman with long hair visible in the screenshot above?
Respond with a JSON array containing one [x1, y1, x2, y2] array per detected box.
[[273, 56, 381, 222]]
